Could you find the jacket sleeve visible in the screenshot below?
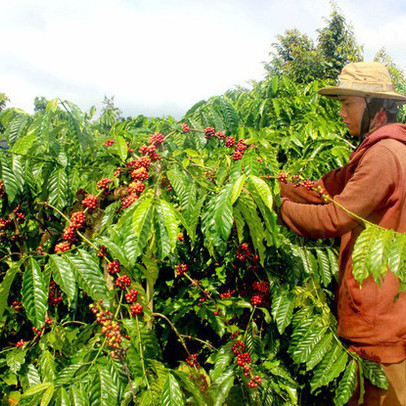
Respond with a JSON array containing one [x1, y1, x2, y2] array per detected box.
[[280, 144, 397, 239]]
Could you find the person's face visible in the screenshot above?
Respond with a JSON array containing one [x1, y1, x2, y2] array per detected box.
[[338, 96, 366, 137]]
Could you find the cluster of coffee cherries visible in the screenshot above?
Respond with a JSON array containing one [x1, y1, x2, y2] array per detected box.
[[105, 259, 144, 316], [89, 302, 130, 359], [236, 243, 251, 262], [175, 263, 188, 276], [31, 317, 52, 338], [12, 301, 23, 311], [104, 138, 115, 147], [49, 280, 63, 306], [55, 211, 87, 253], [232, 339, 262, 389], [250, 281, 270, 308], [186, 353, 200, 368], [0, 205, 26, 243]]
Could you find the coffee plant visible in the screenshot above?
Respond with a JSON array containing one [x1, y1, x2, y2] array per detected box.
[[0, 79, 399, 405]]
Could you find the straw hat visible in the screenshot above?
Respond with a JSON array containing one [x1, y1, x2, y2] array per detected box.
[[318, 62, 406, 102]]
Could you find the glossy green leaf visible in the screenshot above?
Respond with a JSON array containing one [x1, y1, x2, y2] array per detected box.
[[21, 257, 48, 328], [160, 372, 185, 406]]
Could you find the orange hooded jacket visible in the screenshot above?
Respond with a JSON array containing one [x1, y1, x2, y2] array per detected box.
[[280, 123, 406, 363]]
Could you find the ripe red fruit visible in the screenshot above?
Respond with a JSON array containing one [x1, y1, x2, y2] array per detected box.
[[96, 177, 112, 192], [62, 226, 77, 243], [97, 245, 107, 258], [0, 181, 5, 198], [128, 181, 145, 195], [225, 136, 235, 148], [81, 195, 98, 212], [250, 294, 264, 307], [233, 151, 244, 161], [55, 241, 71, 253], [204, 127, 216, 139], [176, 233, 184, 242], [121, 193, 138, 209], [130, 303, 143, 316], [175, 263, 187, 276], [131, 167, 148, 181], [215, 131, 226, 139], [181, 123, 190, 133], [16, 339, 26, 348], [70, 211, 87, 229], [186, 353, 200, 368], [104, 138, 115, 147], [108, 260, 120, 275], [150, 132, 165, 146], [115, 275, 132, 289], [125, 289, 138, 303], [139, 145, 149, 155], [277, 172, 288, 183], [12, 301, 22, 311], [236, 140, 247, 152]]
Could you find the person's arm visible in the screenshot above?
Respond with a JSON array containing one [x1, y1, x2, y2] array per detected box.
[[280, 144, 397, 239], [279, 164, 348, 204]]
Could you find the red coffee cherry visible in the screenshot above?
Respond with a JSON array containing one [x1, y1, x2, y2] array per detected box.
[[107, 260, 120, 275], [81, 195, 97, 212], [130, 303, 143, 316]]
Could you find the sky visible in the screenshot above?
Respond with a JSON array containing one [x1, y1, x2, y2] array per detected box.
[[1, 0, 406, 119]]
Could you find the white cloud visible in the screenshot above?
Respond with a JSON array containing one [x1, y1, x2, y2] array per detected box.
[[1, 0, 405, 118]]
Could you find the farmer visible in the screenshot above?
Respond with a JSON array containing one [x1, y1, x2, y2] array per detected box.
[[279, 62, 406, 405]]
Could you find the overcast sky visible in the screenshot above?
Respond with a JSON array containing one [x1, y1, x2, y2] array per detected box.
[[1, 0, 406, 119]]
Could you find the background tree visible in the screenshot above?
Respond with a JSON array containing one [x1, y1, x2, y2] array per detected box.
[[264, 5, 363, 83]]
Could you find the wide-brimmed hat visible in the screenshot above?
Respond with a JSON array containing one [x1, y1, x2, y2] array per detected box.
[[318, 62, 406, 102]]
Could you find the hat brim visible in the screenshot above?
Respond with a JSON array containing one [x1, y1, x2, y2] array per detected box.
[[317, 86, 406, 103]]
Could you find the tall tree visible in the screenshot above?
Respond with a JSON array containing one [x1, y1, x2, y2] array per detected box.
[[264, 5, 363, 83], [317, 4, 363, 79]]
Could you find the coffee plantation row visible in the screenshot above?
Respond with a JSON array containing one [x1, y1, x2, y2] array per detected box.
[[0, 83, 393, 405]]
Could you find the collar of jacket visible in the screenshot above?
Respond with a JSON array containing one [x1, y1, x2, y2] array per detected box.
[[349, 123, 406, 162]]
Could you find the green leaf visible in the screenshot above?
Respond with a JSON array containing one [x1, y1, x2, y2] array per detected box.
[[46, 99, 59, 112], [0, 261, 20, 318], [115, 135, 128, 161], [210, 342, 233, 381], [48, 167, 68, 210], [160, 372, 185, 406], [212, 184, 234, 241], [39, 350, 56, 382], [231, 174, 246, 204], [334, 359, 358, 406], [362, 359, 388, 390], [388, 232, 406, 284], [40, 384, 55, 406], [88, 366, 119, 406], [0, 157, 20, 201], [249, 175, 273, 211], [315, 248, 333, 287], [172, 371, 206, 406], [271, 288, 295, 334], [70, 383, 89, 406], [66, 249, 109, 303], [306, 332, 333, 371], [291, 324, 327, 365], [47, 255, 76, 304], [10, 132, 36, 155], [6, 347, 27, 374], [311, 345, 348, 392], [56, 387, 71, 406], [155, 199, 179, 259], [132, 195, 154, 239], [23, 382, 52, 397], [21, 257, 48, 328], [353, 226, 394, 285], [207, 367, 235, 406]]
